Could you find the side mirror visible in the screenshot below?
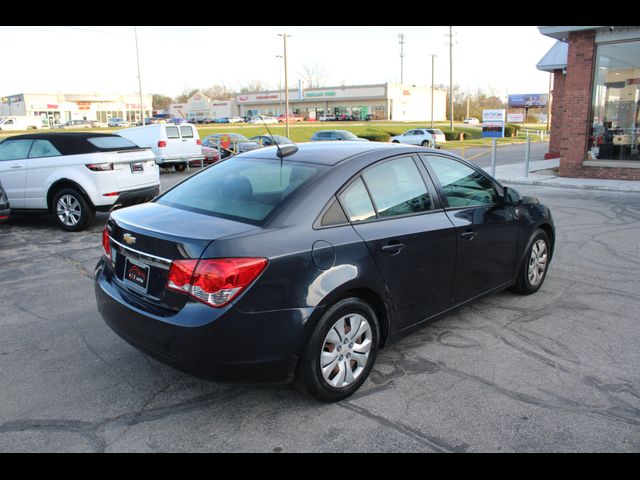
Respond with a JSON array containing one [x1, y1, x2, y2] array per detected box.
[[500, 186, 522, 206]]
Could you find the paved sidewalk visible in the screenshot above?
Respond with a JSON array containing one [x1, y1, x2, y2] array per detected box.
[[485, 158, 640, 192]]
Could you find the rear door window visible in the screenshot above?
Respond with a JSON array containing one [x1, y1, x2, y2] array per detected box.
[[28, 140, 61, 158], [362, 156, 433, 218], [180, 126, 194, 138], [166, 126, 180, 139], [338, 177, 376, 223]]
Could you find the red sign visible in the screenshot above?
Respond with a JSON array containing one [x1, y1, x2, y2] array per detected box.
[[76, 101, 91, 110], [47, 104, 59, 109], [238, 96, 249, 101]]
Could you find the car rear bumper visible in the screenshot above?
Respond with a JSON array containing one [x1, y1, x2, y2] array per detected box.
[[94, 259, 305, 383], [95, 185, 160, 212]]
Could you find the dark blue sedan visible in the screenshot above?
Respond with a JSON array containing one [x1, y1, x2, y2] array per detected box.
[[95, 141, 555, 402]]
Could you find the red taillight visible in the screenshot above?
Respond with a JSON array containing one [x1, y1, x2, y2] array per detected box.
[[196, 138, 202, 145], [102, 226, 111, 258], [167, 258, 268, 307], [158, 140, 167, 148], [86, 163, 114, 171], [102, 192, 120, 197]]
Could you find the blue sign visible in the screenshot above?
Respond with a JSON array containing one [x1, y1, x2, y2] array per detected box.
[[481, 109, 505, 138], [508, 94, 548, 108]]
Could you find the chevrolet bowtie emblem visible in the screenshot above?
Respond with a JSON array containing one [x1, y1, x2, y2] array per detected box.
[[123, 233, 136, 245]]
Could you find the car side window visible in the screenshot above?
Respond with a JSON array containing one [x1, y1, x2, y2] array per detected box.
[[423, 155, 498, 208], [29, 140, 61, 158], [338, 177, 376, 223], [166, 126, 180, 139], [180, 126, 194, 138], [362, 156, 433, 218], [0, 139, 33, 161]]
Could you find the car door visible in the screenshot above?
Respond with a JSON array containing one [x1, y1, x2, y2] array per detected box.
[[164, 125, 182, 160], [400, 130, 416, 145], [420, 153, 519, 304], [24, 139, 63, 208], [0, 138, 33, 208], [339, 155, 457, 329]]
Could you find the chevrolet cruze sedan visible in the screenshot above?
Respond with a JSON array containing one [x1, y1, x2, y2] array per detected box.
[[95, 142, 555, 402]]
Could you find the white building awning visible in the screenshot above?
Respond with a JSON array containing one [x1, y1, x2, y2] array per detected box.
[[536, 41, 568, 72]]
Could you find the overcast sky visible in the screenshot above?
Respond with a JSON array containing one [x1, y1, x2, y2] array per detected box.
[[0, 26, 557, 99]]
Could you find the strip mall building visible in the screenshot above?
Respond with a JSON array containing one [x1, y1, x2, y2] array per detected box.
[[169, 83, 448, 123], [0, 92, 153, 127], [537, 26, 640, 180]]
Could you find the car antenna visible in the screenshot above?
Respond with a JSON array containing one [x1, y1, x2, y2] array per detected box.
[[259, 115, 298, 184]]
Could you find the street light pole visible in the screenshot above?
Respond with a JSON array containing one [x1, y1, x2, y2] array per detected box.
[[430, 54, 436, 128], [279, 33, 292, 138], [134, 26, 145, 126], [398, 33, 406, 84], [276, 55, 283, 116]]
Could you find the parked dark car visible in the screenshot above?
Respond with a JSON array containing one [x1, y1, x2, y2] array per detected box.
[[0, 177, 10, 222], [95, 142, 555, 402], [202, 133, 260, 159], [249, 135, 294, 147], [310, 130, 369, 142]]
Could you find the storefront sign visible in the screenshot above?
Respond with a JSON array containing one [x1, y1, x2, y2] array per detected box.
[[76, 101, 91, 110], [306, 91, 336, 98]]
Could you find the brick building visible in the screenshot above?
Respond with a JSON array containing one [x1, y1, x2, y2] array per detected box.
[[537, 26, 640, 180]]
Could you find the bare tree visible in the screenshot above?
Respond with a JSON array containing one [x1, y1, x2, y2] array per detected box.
[[300, 63, 330, 89], [175, 87, 199, 104], [238, 79, 270, 94], [202, 85, 235, 100]]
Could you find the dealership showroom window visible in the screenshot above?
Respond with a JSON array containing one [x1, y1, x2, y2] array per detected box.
[[590, 40, 640, 161]]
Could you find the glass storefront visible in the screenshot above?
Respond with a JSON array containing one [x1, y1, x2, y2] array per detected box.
[[590, 40, 640, 161]]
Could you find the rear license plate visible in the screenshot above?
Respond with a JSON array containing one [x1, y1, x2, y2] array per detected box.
[[124, 257, 150, 291], [131, 162, 144, 173]]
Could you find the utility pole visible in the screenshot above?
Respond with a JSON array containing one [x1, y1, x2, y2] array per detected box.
[[398, 33, 406, 85], [278, 33, 292, 138], [134, 26, 145, 126], [430, 54, 436, 128], [466, 97, 470, 119], [448, 26, 454, 132]]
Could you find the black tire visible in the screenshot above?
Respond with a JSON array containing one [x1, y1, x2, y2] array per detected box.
[[421, 140, 430, 147], [52, 187, 95, 232], [510, 228, 551, 295], [174, 163, 187, 172], [295, 297, 379, 402], [392, 140, 400, 143]]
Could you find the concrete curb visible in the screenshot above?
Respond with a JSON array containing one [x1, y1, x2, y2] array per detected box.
[[497, 176, 640, 193]]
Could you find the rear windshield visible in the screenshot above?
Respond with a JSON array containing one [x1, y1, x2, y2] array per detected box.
[[87, 136, 141, 150], [157, 157, 327, 223]]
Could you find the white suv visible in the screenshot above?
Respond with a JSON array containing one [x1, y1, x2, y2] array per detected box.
[[0, 133, 160, 231], [390, 129, 437, 147]]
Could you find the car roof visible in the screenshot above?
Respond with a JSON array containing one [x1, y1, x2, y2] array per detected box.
[[2, 132, 137, 155], [242, 141, 414, 166]]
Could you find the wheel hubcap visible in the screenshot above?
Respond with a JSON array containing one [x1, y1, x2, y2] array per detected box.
[[528, 239, 548, 286], [320, 313, 372, 388], [56, 194, 81, 226]]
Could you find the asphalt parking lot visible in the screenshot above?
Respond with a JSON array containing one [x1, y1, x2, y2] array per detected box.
[[0, 170, 639, 452]]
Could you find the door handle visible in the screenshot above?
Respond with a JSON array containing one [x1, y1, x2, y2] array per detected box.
[[10, 165, 24, 169], [381, 243, 405, 255], [460, 231, 476, 241]]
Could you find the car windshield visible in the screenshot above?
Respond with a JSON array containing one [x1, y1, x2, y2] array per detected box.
[[157, 157, 326, 224], [340, 131, 358, 140]]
